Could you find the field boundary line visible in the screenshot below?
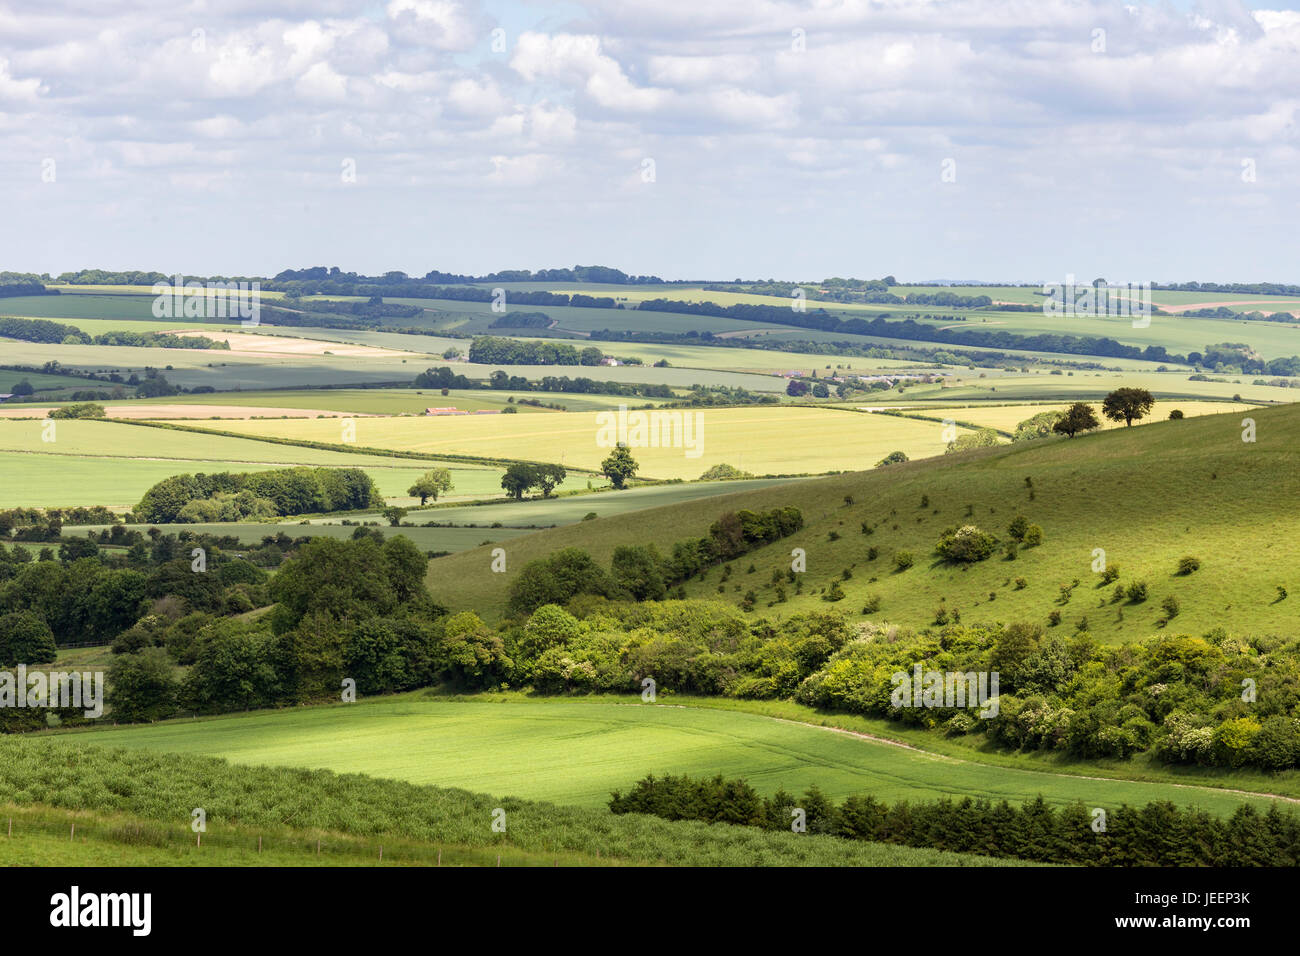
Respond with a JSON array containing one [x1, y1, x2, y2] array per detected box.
[[700, 706, 1300, 806]]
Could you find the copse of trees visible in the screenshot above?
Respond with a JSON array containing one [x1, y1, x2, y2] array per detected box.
[[136, 467, 380, 523], [0, 532, 276, 646], [1012, 410, 1063, 442], [500, 463, 567, 499], [468, 336, 599, 366], [269, 535, 433, 633], [48, 402, 106, 420], [505, 507, 804, 615]]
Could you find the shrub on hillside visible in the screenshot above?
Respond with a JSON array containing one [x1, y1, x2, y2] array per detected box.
[[935, 525, 997, 564]]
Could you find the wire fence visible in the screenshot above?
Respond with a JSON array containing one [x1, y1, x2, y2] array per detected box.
[[0, 814, 587, 867]]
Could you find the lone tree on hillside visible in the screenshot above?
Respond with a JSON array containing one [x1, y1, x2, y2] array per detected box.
[[601, 444, 639, 489], [1102, 387, 1155, 427], [407, 467, 453, 505], [1052, 402, 1100, 438]]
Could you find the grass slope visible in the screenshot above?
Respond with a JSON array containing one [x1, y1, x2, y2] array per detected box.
[[426, 403, 1300, 641]]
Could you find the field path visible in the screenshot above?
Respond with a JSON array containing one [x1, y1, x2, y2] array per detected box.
[[1154, 299, 1300, 316], [756, 709, 1300, 806]]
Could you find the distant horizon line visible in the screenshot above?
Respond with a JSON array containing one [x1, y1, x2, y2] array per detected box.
[[15, 270, 1300, 290]]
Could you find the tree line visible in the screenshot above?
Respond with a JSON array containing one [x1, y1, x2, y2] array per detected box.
[[609, 773, 1300, 866]]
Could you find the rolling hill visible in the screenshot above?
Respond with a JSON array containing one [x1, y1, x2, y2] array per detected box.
[[426, 402, 1300, 642]]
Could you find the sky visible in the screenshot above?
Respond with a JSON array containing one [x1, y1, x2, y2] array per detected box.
[[0, 0, 1297, 283]]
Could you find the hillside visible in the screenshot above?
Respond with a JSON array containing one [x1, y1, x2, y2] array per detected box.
[[427, 403, 1300, 642]]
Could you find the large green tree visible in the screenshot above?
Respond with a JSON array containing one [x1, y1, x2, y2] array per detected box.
[[1052, 402, 1100, 438], [1102, 387, 1155, 427], [0, 610, 57, 665], [600, 444, 639, 489], [407, 467, 453, 505]]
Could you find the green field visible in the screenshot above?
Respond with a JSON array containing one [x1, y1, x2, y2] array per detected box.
[[851, 371, 1295, 406], [902, 308, 1300, 362], [0, 419, 592, 509], [46, 694, 1284, 816], [1, 736, 1010, 866], [426, 403, 1300, 641]]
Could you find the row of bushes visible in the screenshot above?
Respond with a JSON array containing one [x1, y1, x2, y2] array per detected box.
[[608, 773, 1300, 866], [0, 316, 227, 349]]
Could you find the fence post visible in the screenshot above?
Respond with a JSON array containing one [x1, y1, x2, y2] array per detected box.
[[258, 835, 262, 853], [379, 845, 383, 862], [70, 823, 75, 841]]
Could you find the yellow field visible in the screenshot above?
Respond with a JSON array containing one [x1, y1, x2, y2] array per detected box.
[[177, 407, 956, 478]]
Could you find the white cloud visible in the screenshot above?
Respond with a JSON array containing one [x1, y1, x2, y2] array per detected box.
[[1, 1, 1298, 279], [0, 56, 44, 100]]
